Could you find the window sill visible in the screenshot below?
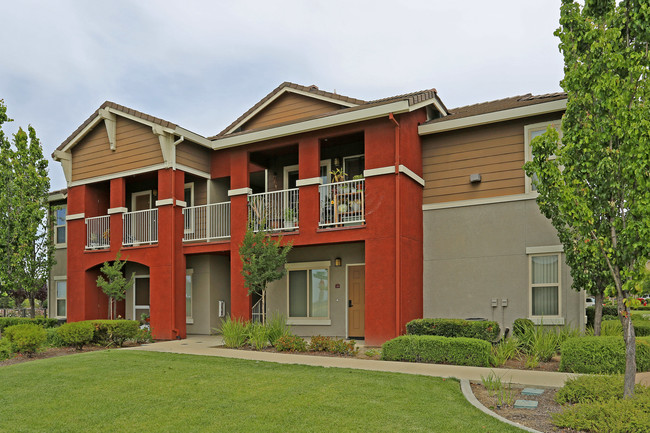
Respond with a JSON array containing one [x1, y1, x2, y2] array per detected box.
[[529, 316, 564, 325], [186, 319, 194, 325], [286, 318, 331, 326], [55, 243, 67, 249]]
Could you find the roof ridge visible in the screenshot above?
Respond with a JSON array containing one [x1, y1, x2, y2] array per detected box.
[[448, 94, 532, 113], [366, 88, 437, 104]]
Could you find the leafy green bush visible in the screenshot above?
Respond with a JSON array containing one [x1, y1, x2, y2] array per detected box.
[[512, 318, 534, 338], [57, 322, 95, 350], [560, 336, 650, 373], [45, 327, 65, 348], [308, 335, 333, 352], [266, 313, 291, 347], [634, 306, 650, 311], [596, 319, 650, 337], [275, 335, 307, 352], [555, 374, 649, 405], [3, 324, 47, 356], [134, 327, 153, 344], [0, 337, 13, 361], [553, 392, 650, 433], [308, 335, 358, 355], [381, 335, 491, 367], [586, 305, 619, 328], [218, 317, 249, 348], [247, 322, 269, 351], [0, 317, 58, 334], [405, 318, 500, 342], [87, 320, 139, 346]]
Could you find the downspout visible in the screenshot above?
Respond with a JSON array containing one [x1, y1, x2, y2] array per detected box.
[[389, 113, 401, 338]]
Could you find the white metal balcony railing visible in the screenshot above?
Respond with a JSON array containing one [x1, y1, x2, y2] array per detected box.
[[85, 215, 110, 249], [248, 188, 299, 232], [123, 208, 158, 246], [319, 179, 365, 228], [182, 202, 231, 242]]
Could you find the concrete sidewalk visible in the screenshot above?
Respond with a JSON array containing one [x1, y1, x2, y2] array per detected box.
[[123, 335, 593, 387]]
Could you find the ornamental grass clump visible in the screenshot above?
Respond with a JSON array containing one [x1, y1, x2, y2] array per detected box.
[[247, 322, 269, 351], [218, 316, 249, 348], [3, 324, 46, 357], [266, 313, 291, 347]]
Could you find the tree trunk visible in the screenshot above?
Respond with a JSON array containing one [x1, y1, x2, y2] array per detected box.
[[617, 291, 637, 398], [594, 291, 604, 336], [29, 296, 36, 319], [261, 290, 266, 325]]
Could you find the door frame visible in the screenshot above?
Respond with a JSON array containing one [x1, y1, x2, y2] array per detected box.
[[131, 190, 152, 211], [133, 274, 151, 321], [345, 263, 365, 339]]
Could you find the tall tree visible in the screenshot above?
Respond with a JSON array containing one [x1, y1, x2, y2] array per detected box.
[[96, 251, 135, 320], [239, 227, 292, 323], [526, 0, 650, 397], [0, 100, 54, 318]]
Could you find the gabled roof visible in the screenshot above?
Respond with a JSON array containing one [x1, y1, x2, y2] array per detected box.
[[210, 83, 448, 145], [418, 92, 567, 135], [215, 82, 366, 137]]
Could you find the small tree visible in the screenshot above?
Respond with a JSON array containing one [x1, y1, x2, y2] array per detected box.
[[239, 227, 292, 323], [96, 251, 135, 320]]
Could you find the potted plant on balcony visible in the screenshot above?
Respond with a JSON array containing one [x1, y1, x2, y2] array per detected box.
[[284, 207, 297, 229]]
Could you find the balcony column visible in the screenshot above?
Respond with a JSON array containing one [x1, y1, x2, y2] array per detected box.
[[108, 177, 126, 251], [297, 137, 321, 235], [150, 168, 186, 340], [229, 149, 252, 321]]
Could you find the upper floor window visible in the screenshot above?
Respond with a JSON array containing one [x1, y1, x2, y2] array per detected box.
[[524, 121, 561, 193], [54, 206, 66, 246]]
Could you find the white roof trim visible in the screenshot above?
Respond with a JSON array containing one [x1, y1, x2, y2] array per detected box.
[[418, 99, 567, 135], [213, 100, 410, 149], [224, 86, 360, 135], [409, 97, 448, 117], [68, 163, 168, 187]]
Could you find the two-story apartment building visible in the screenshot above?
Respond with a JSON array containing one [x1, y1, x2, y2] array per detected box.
[[48, 82, 585, 345]]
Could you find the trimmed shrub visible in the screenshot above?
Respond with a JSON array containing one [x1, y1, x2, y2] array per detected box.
[[58, 322, 95, 350], [3, 324, 47, 356], [634, 306, 650, 311], [586, 305, 619, 328], [597, 319, 650, 337], [46, 327, 66, 348], [405, 318, 500, 342], [275, 335, 307, 352], [560, 336, 650, 373], [87, 320, 139, 346], [381, 335, 491, 367], [0, 317, 58, 334], [555, 374, 650, 405], [512, 318, 534, 338], [0, 337, 14, 361], [308, 335, 358, 355]]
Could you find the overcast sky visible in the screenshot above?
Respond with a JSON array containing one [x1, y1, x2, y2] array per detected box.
[[0, 0, 564, 190]]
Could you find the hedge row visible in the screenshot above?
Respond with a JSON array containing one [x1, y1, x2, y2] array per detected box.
[[0, 317, 58, 333], [586, 306, 619, 328], [58, 320, 140, 349], [405, 318, 500, 342], [381, 335, 491, 367], [600, 319, 650, 337], [560, 336, 650, 374]]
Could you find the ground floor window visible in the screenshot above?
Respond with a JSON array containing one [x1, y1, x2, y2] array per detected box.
[[529, 253, 560, 316], [186, 269, 193, 323], [55, 279, 66, 318], [287, 261, 330, 319]]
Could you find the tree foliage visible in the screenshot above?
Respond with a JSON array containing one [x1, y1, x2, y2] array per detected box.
[[239, 227, 292, 323], [525, 0, 650, 397], [96, 251, 135, 320], [0, 100, 54, 318]]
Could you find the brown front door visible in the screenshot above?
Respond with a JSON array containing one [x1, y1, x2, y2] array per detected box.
[[348, 265, 365, 339]]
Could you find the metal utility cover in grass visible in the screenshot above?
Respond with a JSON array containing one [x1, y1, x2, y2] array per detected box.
[[514, 400, 538, 409], [521, 388, 544, 396]]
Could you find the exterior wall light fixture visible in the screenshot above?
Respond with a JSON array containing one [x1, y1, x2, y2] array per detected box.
[[335, 257, 342, 267]]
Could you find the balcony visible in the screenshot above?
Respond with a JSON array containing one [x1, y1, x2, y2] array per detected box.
[[319, 179, 365, 228], [183, 202, 231, 242], [248, 188, 299, 232], [123, 208, 158, 246], [85, 215, 110, 249]]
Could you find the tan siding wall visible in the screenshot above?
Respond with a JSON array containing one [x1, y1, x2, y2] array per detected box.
[[176, 142, 210, 173], [71, 117, 163, 181], [242, 93, 343, 131], [421, 114, 560, 204], [194, 180, 207, 206]]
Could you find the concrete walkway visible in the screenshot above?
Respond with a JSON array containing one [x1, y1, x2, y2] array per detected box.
[[124, 335, 585, 387]]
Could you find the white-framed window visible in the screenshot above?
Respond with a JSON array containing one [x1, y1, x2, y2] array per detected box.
[[54, 206, 67, 247], [186, 269, 193, 324], [343, 154, 364, 179], [528, 253, 562, 323], [286, 261, 330, 322], [524, 120, 562, 193], [54, 278, 67, 318]]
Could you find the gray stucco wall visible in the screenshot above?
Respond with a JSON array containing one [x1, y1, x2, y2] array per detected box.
[[186, 254, 230, 335], [423, 197, 586, 333], [265, 242, 364, 338]]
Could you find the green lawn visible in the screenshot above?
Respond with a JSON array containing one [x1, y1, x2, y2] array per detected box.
[[0, 350, 521, 433]]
